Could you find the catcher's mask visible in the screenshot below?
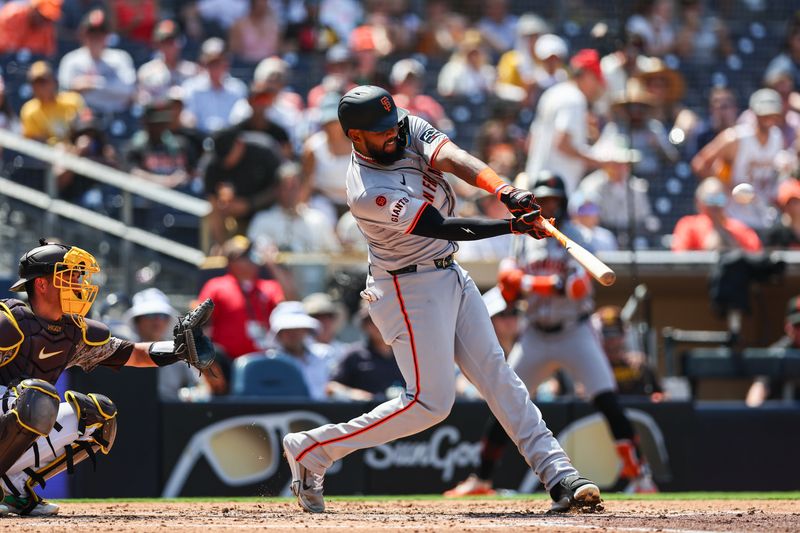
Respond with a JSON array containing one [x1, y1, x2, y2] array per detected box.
[[11, 241, 100, 325]]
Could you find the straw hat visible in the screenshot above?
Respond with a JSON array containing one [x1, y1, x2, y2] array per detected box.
[[611, 78, 654, 111], [635, 56, 685, 103]]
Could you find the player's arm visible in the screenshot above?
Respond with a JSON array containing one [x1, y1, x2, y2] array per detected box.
[[691, 127, 736, 178], [431, 141, 541, 217], [409, 203, 546, 241]]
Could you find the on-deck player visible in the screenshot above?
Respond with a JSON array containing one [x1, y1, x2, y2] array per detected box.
[[282, 85, 603, 514], [445, 172, 656, 497], [0, 241, 214, 516]]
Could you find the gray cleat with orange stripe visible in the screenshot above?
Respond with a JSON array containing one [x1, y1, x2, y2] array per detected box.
[[283, 433, 326, 513]]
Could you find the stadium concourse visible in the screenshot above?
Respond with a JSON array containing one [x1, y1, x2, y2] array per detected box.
[[0, 0, 800, 521]]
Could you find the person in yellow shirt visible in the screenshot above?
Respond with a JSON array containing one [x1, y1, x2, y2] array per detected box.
[[496, 14, 550, 99], [20, 61, 85, 145]]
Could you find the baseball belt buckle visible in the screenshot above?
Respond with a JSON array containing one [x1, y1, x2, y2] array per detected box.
[[434, 254, 454, 269]]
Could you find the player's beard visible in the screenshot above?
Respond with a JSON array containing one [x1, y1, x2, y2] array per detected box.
[[363, 136, 405, 166]]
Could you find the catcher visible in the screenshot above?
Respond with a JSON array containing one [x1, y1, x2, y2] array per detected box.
[[0, 240, 215, 516]]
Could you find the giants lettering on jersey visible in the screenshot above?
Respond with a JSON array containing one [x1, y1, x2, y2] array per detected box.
[[391, 197, 410, 222], [525, 258, 567, 275], [421, 172, 440, 203]]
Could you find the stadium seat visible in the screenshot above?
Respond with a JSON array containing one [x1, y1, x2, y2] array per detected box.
[[230, 352, 311, 398]]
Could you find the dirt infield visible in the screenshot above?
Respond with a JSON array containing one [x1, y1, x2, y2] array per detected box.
[[3, 498, 799, 532]]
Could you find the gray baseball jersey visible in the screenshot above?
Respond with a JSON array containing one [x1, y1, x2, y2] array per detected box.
[[346, 115, 457, 271], [287, 114, 581, 492], [507, 221, 616, 398]]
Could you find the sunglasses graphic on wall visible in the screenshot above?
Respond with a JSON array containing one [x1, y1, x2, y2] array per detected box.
[[162, 411, 332, 497]]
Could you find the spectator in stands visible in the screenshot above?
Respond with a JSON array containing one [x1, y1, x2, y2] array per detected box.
[[765, 12, 800, 90], [739, 64, 800, 150], [196, 0, 249, 35], [268, 301, 329, 400], [306, 44, 357, 109], [416, 0, 467, 59], [301, 91, 351, 226], [349, 24, 391, 88], [390, 59, 452, 133], [437, 30, 496, 98], [693, 86, 738, 155], [532, 34, 569, 95], [626, 0, 676, 57], [496, 13, 550, 98], [198, 235, 285, 358], [228, 75, 292, 156], [745, 295, 800, 407], [137, 20, 201, 105], [229, 57, 302, 148], [600, 31, 646, 113], [568, 191, 619, 252], [765, 179, 800, 250], [635, 56, 697, 139], [57, 0, 105, 46], [0, 0, 61, 56], [336, 211, 368, 254], [319, 0, 363, 45], [692, 88, 783, 231], [476, 0, 517, 54], [592, 306, 663, 400], [671, 176, 762, 252], [473, 97, 527, 175], [122, 288, 201, 401], [674, 0, 732, 66], [229, 0, 281, 64], [523, 49, 609, 194], [109, 0, 158, 45], [456, 189, 514, 261], [125, 101, 193, 190], [181, 37, 247, 133], [0, 75, 20, 134], [603, 78, 679, 178], [53, 109, 118, 203], [20, 61, 84, 145], [579, 136, 658, 247], [246, 161, 341, 254], [303, 292, 348, 367], [57, 9, 137, 114], [203, 84, 285, 247], [327, 303, 403, 401]]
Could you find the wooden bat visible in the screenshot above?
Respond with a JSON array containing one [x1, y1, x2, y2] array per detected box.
[[539, 217, 616, 286]]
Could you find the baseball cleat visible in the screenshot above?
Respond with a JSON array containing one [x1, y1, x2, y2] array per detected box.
[[548, 474, 603, 513], [443, 474, 496, 497], [2, 494, 60, 516], [283, 433, 325, 513]]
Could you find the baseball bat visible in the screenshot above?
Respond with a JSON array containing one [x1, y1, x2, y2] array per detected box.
[[539, 217, 616, 286]]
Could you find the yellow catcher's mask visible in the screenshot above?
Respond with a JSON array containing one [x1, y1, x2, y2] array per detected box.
[[53, 246, 100, 319]]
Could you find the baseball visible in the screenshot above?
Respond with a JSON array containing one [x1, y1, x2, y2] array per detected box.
[[732, 183, 755, 204]]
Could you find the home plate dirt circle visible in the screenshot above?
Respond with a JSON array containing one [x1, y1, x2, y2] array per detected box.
[[4, 499, 799, 532]]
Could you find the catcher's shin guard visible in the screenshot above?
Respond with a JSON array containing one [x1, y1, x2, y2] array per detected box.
[[0, 379, 59, 477], [17, 391, 118, 509]]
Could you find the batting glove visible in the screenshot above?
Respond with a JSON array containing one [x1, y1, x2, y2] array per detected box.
[[497, 185, 539, 216], [509, 211, 548, 239]]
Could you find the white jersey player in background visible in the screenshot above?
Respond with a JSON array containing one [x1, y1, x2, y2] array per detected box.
[[282, 85, 604, 514]]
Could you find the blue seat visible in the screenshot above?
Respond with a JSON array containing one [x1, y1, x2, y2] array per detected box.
[[230, 353, 310, 398]]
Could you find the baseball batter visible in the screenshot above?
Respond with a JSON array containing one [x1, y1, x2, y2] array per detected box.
[[282, 85, 603, 514], [446, 173, 655, 497], [0, 241, 214, 516]]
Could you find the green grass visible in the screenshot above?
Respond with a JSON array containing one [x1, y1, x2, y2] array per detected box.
[[55, 492, 800, 504]]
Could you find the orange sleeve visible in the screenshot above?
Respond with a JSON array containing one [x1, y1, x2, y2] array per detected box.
[[497, 269, 524, 303]]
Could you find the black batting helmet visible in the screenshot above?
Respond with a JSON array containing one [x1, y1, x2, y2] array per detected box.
[[10, 239, 71, 292], [338, 85, 409, 137], [531, 171, 567, 199]]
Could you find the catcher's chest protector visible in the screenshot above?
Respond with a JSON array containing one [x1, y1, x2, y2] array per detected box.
[[0, 299, 83, 386]]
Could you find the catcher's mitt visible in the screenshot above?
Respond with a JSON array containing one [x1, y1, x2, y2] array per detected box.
[[173, 298, 215, 371]]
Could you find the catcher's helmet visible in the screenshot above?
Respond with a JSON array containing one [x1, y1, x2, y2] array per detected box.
[[531, 171, 567, 199], [338, 85, 409, 136], [10, 239, 71, 292]]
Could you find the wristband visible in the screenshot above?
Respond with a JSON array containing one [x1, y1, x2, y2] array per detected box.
[[475, 167, 508, 197]]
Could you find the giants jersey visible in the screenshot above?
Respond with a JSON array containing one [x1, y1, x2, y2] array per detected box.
[[347, 115, 457, 271], [512, 221, 594, 325], [0, 299, 134, 386]]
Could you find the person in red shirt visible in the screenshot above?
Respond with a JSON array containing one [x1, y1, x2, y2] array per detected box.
[[198, 235, 284, 358], [0, 0, 62, 57], [672, 176, 762, 252]]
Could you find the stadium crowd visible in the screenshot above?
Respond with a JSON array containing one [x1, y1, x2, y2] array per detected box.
[[2, 0, 800, 404]]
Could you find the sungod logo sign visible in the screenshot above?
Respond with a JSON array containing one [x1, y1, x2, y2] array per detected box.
[[363, 426, 480, 482]]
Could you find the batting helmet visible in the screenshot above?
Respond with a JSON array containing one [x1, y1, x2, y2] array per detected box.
[[338, 85, 409, 137], [531, 171, 566, 199]]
